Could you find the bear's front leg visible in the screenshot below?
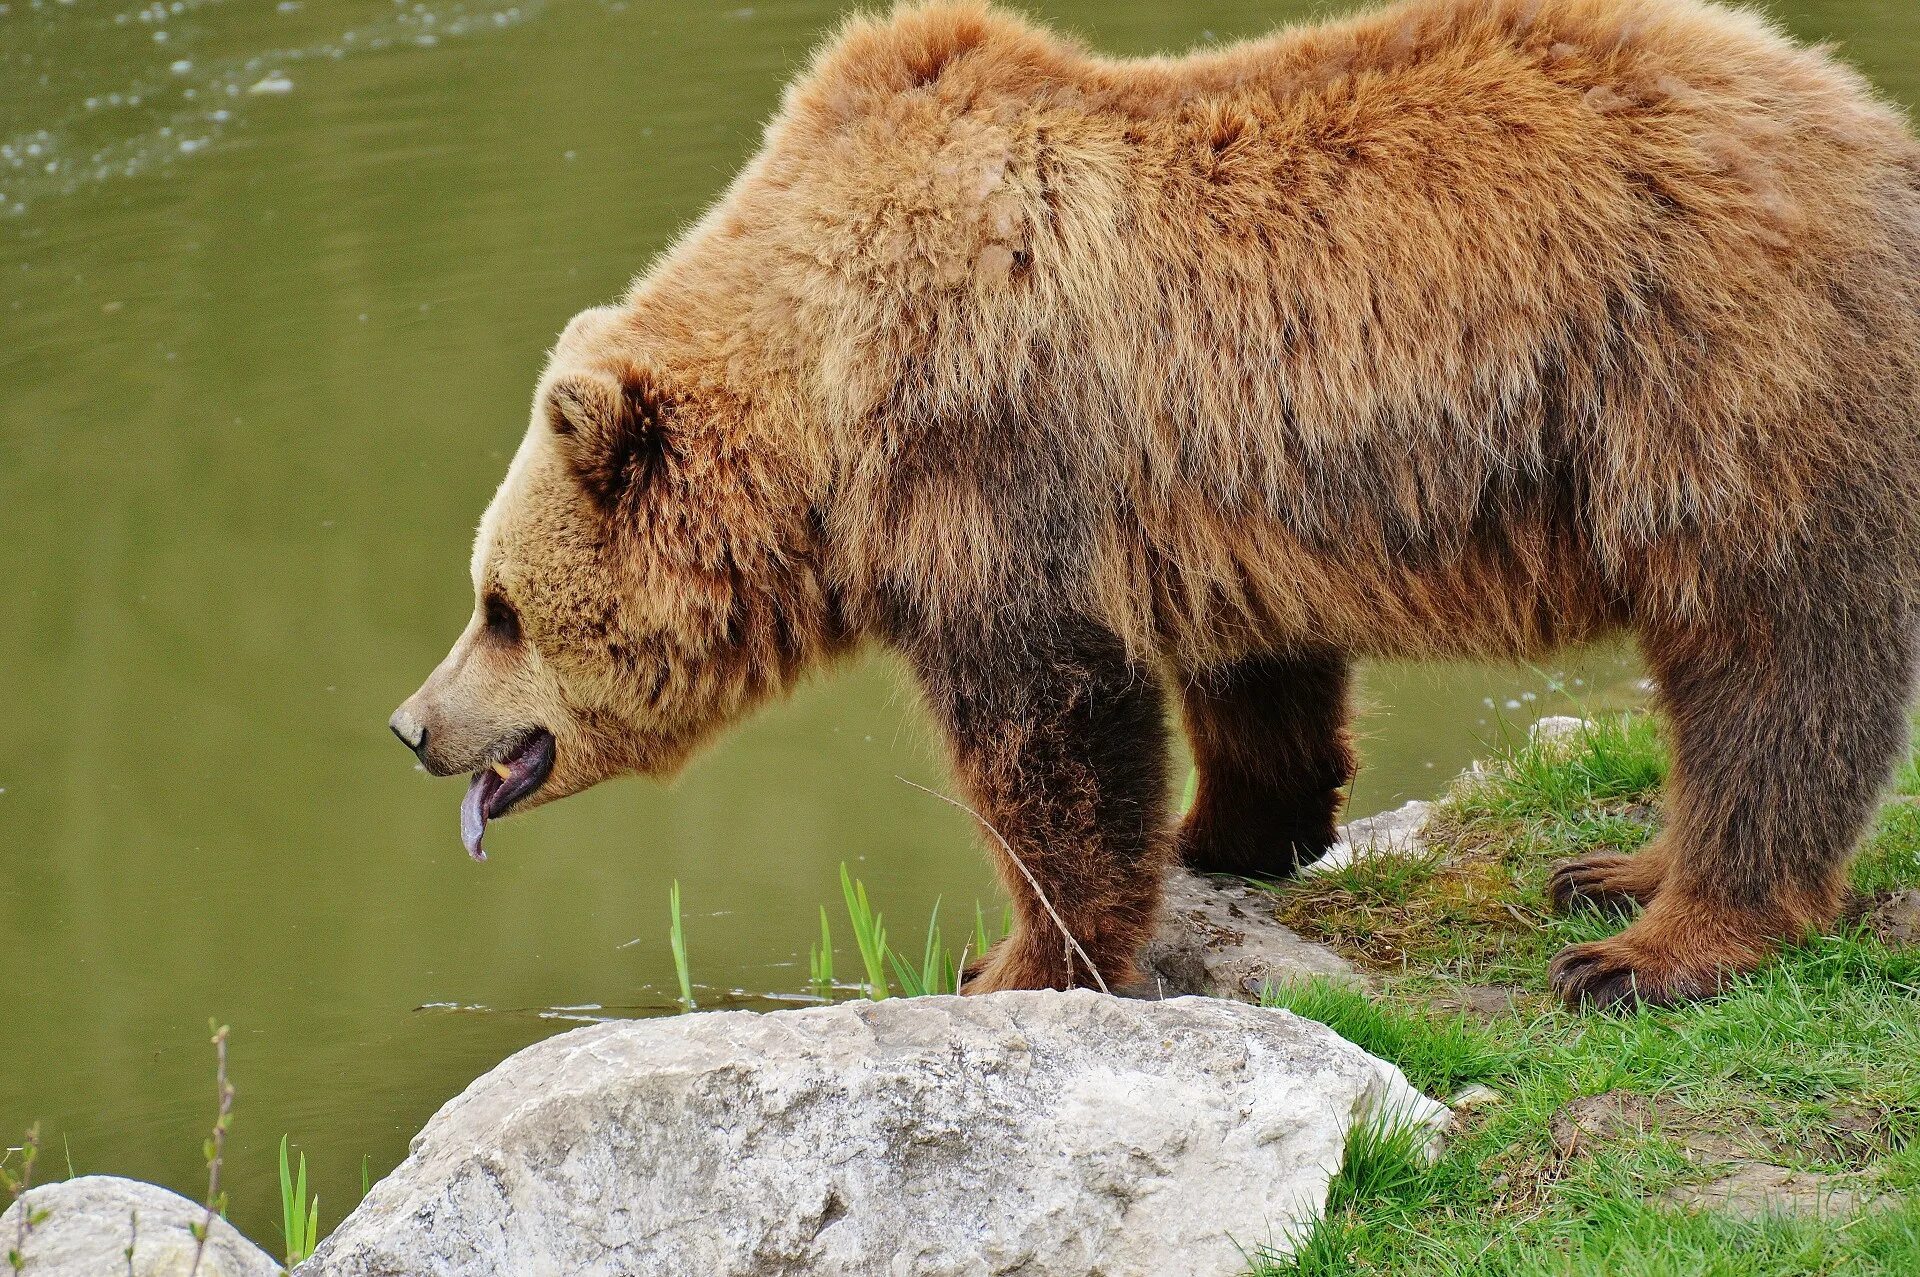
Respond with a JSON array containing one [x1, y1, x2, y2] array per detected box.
[[907, 615, 1171, 993]]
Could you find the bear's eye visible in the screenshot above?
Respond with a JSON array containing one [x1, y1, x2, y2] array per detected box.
[[482, 591, 522, 645]]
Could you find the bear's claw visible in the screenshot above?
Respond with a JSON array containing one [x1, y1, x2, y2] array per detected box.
[[1545, 852, 1660, 917], [1548, 937, 1719, 1011]]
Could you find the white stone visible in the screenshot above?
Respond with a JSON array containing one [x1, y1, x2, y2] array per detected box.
[[0, 1175, 279, 1277], [1448, 1084, 1503, 1110], [1528, 715, 1588, 747], [1307, 799, 1435, 875], [304, 992, 1446, 1277]]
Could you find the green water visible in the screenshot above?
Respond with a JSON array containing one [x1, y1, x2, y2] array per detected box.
[[1, 0, 1910, 1247]]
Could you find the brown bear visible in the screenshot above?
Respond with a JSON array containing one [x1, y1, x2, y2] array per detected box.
[[390, 0, 1920, 1009]]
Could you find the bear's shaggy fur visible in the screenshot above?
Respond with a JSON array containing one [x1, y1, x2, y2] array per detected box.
[[394, 0, 1920, 1008]]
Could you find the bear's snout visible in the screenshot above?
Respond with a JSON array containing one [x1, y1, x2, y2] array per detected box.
[[389, 707, 429, 761], [388, 697, 475, 777]]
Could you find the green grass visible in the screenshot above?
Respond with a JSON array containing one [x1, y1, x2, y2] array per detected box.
[[666, 865, 1011, 1006], [1249, 714, 1920, 1276], [278, 1135, 320, 1271], [809, 906, 835, 997], [840, 863, 895, 999], [668, 879, 695, 1011]]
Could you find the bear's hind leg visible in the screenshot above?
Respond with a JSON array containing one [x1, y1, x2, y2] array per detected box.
[[909, 616, 1172, 993], [1550, 604, 1916, 1010], [1175, 650, 1355, 878]]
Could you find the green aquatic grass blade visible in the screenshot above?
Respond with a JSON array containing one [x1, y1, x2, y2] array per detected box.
[[360, 1154, 370, 1200], [278, 1136, 294, 1265], [669, 880, 695, 1011], [278, 1136, 321, 1266], [973, 902, 991, 960], [294, 1152, 308, 1257], [839, 863, 891, 999], [888, 949, 928, 997], [809, 906, 835, 995], [920, 897, 945, 995]]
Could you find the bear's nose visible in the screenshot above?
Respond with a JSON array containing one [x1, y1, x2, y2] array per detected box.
[[389, 707, 429, 760]]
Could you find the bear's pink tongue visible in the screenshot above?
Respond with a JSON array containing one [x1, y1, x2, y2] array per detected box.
[[457, 729, 557, 862], [460, 768, 504, 862]]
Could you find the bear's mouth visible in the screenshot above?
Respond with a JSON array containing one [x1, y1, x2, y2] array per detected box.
[[459, 728, 556, 862]]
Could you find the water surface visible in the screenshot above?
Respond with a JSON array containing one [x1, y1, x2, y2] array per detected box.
[[3, 0, 1910, 1245]]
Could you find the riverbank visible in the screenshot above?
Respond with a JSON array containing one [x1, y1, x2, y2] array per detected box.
[[1255, 713, 1920, 1275], [8, 712, 1917, 1275]]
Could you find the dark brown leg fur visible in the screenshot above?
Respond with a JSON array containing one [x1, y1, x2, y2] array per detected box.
[[1176, 650, 1355, 878], [907, 616, 1171, 993], [1551, 598, 1916, 1010]]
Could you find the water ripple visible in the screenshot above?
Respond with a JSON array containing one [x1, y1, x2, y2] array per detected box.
[[0, 0, 544, 214]]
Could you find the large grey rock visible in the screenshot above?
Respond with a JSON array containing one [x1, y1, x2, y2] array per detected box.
[[0, 1175, 279, 1277], [1139, 868, 1360, 1000], [303, 991, 1446, 1277]]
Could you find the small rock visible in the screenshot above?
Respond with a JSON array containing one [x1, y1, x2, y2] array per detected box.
[[1138, 868, 1361, 999], [1450, 1083, 1503, 1109], [1306, 799, 1434, 875], [0, 1176, 278, 1277], [1550, 1090, 1656, 1156], [1529, 715, 1588, 746], [1663, 1161, 1886, 1219], [1429, 983, 1528, 1021], [304, 992, 1448, 1277], [1866, 889, 1920, 945]]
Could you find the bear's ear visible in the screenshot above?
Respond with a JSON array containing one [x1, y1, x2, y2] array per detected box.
[[545, 367, 668, 510]]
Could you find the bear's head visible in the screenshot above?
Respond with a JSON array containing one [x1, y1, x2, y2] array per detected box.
[[389, 305, 836, 859]]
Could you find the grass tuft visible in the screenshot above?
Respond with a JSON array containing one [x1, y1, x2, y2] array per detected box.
[[1262, 978, 1506, 1098], [277, 1135, 319, 1271], [1246, 711, 1920, 1276], [668, 880, 695, 1011], [840, 863, 893, 999]]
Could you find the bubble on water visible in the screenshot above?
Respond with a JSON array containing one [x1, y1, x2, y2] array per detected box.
[[153, 29, 168, 42], [248, 73, 294, 94], [178, 137, 203, 153], [170, 58, 191, 73]]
